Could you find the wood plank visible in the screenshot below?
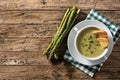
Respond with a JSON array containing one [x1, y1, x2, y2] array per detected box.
[[0, 11, 64, 24], [1, 11, 120, 24], [0, 24, 57, 38], [0, 66, 53, 80], [103, 51, 120, 68], [0, 0, 120, 10], [0, 65, 119, 80], [0, 50, 119, 66], [0, 37, 52, 51], [113, 39, 120, 51], [0, 51, 50, 65], [95, 67, 120, 80]]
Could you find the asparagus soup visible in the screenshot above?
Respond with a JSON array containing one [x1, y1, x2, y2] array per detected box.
[[76, 27, 106, 58]]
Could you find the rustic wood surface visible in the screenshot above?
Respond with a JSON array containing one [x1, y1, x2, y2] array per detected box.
[[0, 0, 120, 80]]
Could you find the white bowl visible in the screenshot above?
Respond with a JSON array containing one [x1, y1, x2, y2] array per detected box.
[[75, 26, 109, 61], [67, 20, 114, 65]]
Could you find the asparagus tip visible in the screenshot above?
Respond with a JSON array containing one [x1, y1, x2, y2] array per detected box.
[[72, 6, 76, 10], [43, 50, 47, 55], [77, 9, 80, 13]]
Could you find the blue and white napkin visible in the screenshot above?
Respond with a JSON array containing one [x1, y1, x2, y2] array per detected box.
[[64, 9, 120, 77]]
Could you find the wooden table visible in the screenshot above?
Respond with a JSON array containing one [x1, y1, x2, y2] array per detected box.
[[0, 0, 120, 80]]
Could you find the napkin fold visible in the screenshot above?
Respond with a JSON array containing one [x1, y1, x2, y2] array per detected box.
[[64, 9, 120, 77]]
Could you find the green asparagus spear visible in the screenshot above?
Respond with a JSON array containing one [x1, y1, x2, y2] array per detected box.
[[49, 9, 71, 53], [43, 6, 81, 60], [43, 8, 70, 55], [52, 8, 80, 60], [49, 7, 80, 59]]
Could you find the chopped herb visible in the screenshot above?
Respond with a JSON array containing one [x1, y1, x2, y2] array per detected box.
[[82, 45, 84, 47], [96, 44, 99, 46], [89, 40, 93, 43], [88, 35, 92, 40], [81, 43, 85, 47], [81, 43, 84, 45], [85, 44, 88, 46], [84, 38, 86, 41], [88, 47, 90, 49], [86, 49, 88, 52], [91, 51, 93, 54], [88, 44, 91, 49]]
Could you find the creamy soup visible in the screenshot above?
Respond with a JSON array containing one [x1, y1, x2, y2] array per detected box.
[[77, 27, 105, 58]]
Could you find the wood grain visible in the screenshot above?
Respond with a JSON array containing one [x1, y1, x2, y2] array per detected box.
[[1, 11, 120, 24], [0, 0, 120, 79], [0, 65, 119, 80], [0, 10, 64, 24], [0, 37, 52, 51], [0, 0, 120, 10], [0, 51, 50, 65], [0, 51, 119, 66], [0, 24, 57, 37]]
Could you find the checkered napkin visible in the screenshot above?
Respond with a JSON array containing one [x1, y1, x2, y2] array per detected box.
[[64, 9, 120, 77]]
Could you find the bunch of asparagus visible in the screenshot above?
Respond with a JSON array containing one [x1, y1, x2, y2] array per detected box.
[[43, 6, 80, 60]]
